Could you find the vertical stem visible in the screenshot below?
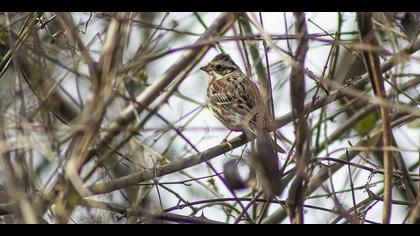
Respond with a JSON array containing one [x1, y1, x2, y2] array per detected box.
[[357, 12, 393, 224], [287, 12, 310, 224]]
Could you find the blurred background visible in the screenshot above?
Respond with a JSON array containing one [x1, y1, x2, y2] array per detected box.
[[0, 12, 419, 224]]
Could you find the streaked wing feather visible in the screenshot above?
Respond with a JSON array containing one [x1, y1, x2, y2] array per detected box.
[[208, 74, 260, 121]]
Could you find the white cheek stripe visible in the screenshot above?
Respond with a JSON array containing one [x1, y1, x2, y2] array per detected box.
[[209, 71, 225, 81]]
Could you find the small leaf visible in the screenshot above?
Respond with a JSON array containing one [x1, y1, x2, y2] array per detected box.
[[355, 112, 378, 134]]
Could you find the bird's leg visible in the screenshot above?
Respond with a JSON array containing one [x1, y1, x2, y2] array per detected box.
[[220, 131, 234, 149]]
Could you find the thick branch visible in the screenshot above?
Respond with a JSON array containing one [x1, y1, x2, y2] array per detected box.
[[91, 13, 239, 162]]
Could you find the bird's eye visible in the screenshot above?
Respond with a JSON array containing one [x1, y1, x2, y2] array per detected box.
[[215, 64, 223, 71]]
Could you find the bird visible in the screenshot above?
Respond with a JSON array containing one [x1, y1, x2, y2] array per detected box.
[[200, 53, 283, 196]]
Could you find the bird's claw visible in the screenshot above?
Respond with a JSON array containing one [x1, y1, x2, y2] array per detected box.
[[220, 138, 234, 150]]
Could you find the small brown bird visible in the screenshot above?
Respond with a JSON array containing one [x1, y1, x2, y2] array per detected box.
[[200, 53, 283, 196], [200, 54, 270, 133]]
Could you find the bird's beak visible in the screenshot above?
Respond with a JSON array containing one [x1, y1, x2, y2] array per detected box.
[[200, 64, 211, 73]]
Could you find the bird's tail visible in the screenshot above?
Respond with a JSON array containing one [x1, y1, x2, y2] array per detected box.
[[250, 127, 283, 197]]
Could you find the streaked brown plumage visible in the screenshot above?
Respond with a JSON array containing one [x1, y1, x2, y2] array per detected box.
[[200, 53, 282, 196], [200, 53, 270, 133]]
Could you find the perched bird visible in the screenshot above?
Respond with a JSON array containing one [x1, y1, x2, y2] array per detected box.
[[200, 53, 283, 196]]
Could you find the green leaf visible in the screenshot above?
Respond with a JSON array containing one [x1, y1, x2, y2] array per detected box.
[[355, 112, 378, 134]]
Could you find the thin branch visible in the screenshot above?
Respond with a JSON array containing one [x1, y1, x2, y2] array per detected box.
[[357, 13, 393, 224], [287, 12, 310, 224]]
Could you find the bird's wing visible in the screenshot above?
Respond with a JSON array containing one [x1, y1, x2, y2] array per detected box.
[[207, 75, 260, 119]]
